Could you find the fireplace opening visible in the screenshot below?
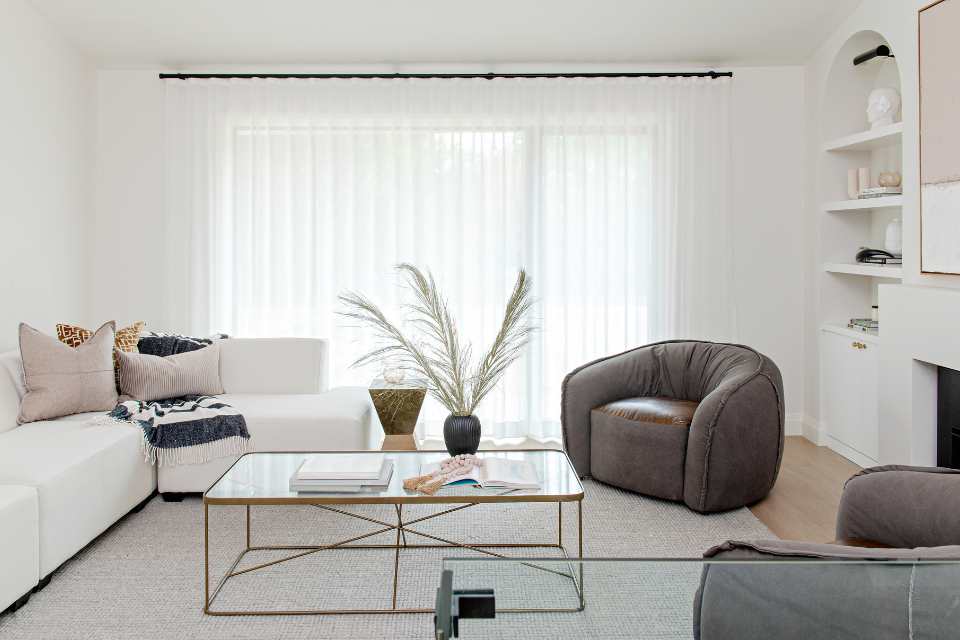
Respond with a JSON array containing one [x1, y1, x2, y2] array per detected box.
[[937, 367, 960, 470]]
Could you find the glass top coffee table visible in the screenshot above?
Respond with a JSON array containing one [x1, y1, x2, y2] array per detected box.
[[202, 449, 583, 616]]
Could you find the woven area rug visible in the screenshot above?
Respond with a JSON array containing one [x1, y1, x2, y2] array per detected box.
[[0, 480, 773, 639]]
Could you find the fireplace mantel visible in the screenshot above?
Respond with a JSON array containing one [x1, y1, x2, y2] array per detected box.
[[879, 284, 960, 465]]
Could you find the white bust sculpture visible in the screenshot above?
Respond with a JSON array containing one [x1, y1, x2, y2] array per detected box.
[[867, 88, 901, 129]]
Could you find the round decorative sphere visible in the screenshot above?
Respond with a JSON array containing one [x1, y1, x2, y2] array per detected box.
[[878, 171, 902, 188], [382, 367, 406, 384]]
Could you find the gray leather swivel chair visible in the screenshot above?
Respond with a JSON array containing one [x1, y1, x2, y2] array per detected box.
[[561, 340, 785, 513]]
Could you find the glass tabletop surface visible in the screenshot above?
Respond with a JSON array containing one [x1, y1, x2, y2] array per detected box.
[[204, 449, 583, 504], [436, 557, 960, 639]]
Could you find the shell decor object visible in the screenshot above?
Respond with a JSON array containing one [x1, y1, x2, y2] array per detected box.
[[867, 87, 901, 129], [878, 171, 902, 188]]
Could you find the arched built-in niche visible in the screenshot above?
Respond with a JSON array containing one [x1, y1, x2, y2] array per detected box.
[[819, 29, 903, 321], [815, 29, 903, 467]]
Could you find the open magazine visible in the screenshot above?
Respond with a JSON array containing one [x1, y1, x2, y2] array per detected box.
[[420, 457, 540, 489]]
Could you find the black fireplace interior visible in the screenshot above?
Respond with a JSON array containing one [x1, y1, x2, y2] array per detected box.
[[937, 367, 960, 470]]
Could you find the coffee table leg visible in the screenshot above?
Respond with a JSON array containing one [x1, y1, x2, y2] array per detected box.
[[578, 500, 585, 610], [558, 502, 563, 547], [245, 505, 251, 550], [203, 502, 209, 613], [391, 505, 404, 609]]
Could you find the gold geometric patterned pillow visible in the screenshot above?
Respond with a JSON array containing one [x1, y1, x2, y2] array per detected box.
[[57, 321, 145, 389]]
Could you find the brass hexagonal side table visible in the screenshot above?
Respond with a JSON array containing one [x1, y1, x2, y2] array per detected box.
[[368, 378, 427, 450]]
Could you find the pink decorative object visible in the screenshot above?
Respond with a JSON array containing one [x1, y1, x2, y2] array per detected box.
[[857, 168, 871, 195], [847, 169, 860, 199], [403, 454, 484, 495]]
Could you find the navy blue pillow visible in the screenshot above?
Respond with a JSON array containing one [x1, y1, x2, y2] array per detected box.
[[137, 332, 228, 357]]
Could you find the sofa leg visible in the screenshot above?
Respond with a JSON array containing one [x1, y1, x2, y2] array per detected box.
[[161, 492, 187, 503], [3, 591, 30, 615], [33, 575, 51, 593]]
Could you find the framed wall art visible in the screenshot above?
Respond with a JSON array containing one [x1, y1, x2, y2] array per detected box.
[[920, 0, 960, 274]]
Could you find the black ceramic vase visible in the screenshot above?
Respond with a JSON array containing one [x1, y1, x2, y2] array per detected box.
[[443, 414, 481, 456]]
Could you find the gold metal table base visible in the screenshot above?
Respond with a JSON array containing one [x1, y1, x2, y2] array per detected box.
[[203, 499, 584, 616]]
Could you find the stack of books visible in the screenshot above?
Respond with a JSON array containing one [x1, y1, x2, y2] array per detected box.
[[859, 186, 902, 199], [848, 318, 879, 333], [289, 454, 393, 493]]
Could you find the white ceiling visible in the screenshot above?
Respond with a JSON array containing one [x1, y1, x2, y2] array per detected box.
[[29, 0, 861, 68]]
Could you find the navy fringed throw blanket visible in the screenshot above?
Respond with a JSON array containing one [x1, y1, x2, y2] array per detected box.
[[107, 395, 250, 467]]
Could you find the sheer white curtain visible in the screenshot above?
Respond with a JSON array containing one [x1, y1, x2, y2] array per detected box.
[[163, 76, 734, 442]]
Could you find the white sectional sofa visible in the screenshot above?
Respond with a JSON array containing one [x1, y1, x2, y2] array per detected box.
[[0, 486, 39, 614], [158, 338, 374, 496], [0, 337, 373, 613]]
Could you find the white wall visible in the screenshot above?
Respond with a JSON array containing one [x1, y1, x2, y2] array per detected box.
[[91, 71, 166, 328], [91, 65, 808, 416], [730, 67, 807, 432], [0, 0, 94, 350]]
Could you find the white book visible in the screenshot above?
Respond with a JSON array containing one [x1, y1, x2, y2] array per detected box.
[[295, 454, 387, 480], [420, 458, 539, 490], [290, 462, 394, 494], [289, 482, 364, 493]]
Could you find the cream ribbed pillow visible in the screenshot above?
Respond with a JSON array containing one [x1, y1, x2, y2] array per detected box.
[[117, 343, 223, 401]]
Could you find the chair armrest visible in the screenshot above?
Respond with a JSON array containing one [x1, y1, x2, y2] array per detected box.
[[219, 338, 329, 394], [560, 345, 662, 477], [683, 366, 784, 512], [835, 466, 960, 548]]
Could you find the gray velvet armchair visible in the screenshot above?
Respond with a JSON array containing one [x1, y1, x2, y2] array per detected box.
[[696, 466, 960, 639], [561, 340, 784, 513]]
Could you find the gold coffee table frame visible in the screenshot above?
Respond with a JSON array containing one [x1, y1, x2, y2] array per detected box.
[[202, 450, 585, 616]]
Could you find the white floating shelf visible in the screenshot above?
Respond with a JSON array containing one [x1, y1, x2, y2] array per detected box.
[[823, 262, 903, 279], [821, 322, 880, 344], [823, 196, 903, 212], [822, 122, 903, 152]]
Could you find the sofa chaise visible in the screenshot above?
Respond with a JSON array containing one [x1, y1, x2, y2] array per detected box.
[[0, 337, 372, 613], [157, 338, 373, 497]]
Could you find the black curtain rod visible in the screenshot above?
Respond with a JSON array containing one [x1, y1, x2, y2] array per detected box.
[[159, 71, 732, 80]]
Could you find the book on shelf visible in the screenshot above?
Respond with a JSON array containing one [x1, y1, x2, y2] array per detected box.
[[848, 318, 879, 332], [419, 457, 540, 490], [858, 187, 902, 198], [294, 453, 387, 481], [290, 460, 394, 493]]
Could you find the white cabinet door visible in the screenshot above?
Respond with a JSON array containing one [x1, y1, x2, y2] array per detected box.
[[856, 341, 880, 460], [820, 329, 880, 465]]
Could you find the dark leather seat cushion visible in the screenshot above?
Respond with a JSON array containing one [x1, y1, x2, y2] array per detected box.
[[589, 397, 699, 501]]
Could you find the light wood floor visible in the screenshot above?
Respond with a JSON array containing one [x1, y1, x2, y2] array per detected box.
[[421, 433, 859, 542], [749, 436, 861, 542]]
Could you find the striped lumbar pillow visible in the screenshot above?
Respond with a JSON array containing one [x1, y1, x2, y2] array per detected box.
[[116, 342, 224, 401]]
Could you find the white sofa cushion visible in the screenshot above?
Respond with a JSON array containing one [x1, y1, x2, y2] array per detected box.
[[0, 485, 39, 612], [220, 338, 328, 394], [157, 386, 372, 493], [0, 414, 155, 575], [0, 350, 25, 434]]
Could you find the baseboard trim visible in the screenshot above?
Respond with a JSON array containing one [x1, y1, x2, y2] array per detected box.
[[786, 413, 825, 446], [823, 435, 878, 469]]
